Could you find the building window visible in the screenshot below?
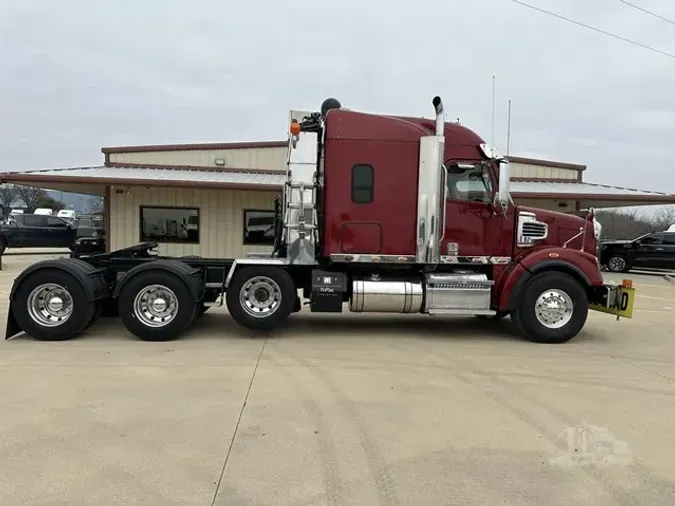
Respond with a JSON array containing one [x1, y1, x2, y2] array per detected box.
[[351, 164, 374, 203], [243, 209, 275, 246], [140, 206, 199, 244]]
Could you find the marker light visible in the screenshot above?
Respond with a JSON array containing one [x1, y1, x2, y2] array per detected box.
[[290, 121, 302, 136]]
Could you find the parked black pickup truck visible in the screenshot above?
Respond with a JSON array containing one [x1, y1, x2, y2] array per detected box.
[[600, 231, 675, 272], [0, 214, 77, 254]]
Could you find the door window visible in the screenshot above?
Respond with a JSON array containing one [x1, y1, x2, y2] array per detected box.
[[46, 217, 67, 228], [23, 215, 44, 227], [446, 163, 493, 203], [663, 234, 675, 245], [641, 234, 663, 245]]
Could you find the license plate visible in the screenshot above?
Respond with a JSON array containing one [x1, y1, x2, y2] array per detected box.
[[589, 286, 635, 319]]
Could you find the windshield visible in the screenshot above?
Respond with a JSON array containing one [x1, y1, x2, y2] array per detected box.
[[446, 162, 493, 203]]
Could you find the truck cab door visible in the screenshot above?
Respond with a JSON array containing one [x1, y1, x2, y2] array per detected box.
[[441, 161, 513, 259], [633, 233, 664, 268]]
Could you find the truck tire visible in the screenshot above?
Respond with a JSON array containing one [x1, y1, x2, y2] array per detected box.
[[85, 303, 103, 330], [11, 268, 96, 340], [118, 270, 198, 341], [512, 271, 588, 344], [226, 266, 296, 332], [606, 254, 630, 273]]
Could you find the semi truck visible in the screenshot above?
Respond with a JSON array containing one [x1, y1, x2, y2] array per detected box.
[[5, 96, 635, 344]]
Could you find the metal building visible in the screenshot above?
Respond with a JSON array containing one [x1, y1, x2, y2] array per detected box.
[[2, 140, 675, 258]]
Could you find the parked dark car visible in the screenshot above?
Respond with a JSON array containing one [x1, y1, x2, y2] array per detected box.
[[599, 231, 675, 272], [0, 214, 77, 254], [71, 215, 105, 256]]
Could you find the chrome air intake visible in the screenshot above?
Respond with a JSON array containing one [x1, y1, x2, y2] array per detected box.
[[517, 211, 548, 247]]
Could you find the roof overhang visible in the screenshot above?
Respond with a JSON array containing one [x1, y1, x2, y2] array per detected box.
[[0, 165, 286, 196], [2, 167, 674, 207]]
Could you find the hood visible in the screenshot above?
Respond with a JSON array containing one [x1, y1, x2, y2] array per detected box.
[[517, 205, 596, 255]]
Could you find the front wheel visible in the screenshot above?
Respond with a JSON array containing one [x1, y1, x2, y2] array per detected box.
[[606, 254, 630, 273], [513, 272, 588, 344], [226, 266, 296, 332]]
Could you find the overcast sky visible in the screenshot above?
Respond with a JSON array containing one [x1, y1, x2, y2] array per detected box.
[[1, 0, 674, 193]]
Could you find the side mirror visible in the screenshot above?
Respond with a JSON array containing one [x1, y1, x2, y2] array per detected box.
[[495, 159, 511, 215]]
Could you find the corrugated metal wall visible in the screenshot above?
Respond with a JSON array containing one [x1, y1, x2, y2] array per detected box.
[[511, 162, 578, 181], [109, 186, 276, 258], [515, 198, 577, 213], [108, 145, 580, 181], [109, 146, 287, 171]]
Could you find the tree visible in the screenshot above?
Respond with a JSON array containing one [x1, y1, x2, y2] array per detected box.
[[0, 184, 19, 207], [15, 185, 47, 213], [86, 196, 103, 214], [653, 206, 675, 231], [35, 194, 65, 212]]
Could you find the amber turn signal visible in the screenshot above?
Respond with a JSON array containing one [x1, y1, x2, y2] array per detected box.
[[621, 279, 633, 288], [290, 122, 302, 136]]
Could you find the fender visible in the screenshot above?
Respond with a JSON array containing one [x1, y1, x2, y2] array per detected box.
[[9, 258, 108, 302], [112, 260, 203, 303], [6, 258, 109, 340], [497, 247, 603, 311]]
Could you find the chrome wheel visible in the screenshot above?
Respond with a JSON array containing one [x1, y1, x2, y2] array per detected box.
[[27, 283, 73, 327], [608, 256, 627, 272], [133, 284, 179, 328], [239, 276, 281, 318], [535, 289, 574, 329]]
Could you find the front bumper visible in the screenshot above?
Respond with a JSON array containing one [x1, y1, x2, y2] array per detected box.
[[589, 281, 635, 319]]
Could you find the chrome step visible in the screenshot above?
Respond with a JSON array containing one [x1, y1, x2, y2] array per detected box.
[[427, 309, 496, 316], [424, 273, 494, 313]]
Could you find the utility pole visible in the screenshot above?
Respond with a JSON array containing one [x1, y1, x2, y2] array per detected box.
[[491, 75, 496, 148], [506, 99, 512, 156]]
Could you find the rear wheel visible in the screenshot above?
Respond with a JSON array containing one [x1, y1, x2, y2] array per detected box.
[[226, 266, 296, 331], [513, 272, 588, 344], [12, 268, 95, 340], [118, 271, 197, 341]]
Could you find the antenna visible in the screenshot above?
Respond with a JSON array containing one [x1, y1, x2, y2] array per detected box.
[[491, 75, 496, 148], [506, 99, 512, 156]]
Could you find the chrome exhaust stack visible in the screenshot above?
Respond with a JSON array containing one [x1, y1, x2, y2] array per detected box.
[[432, 96, 444, 137]]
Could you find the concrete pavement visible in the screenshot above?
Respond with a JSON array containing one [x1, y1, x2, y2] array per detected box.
[[1, 256, 675, 505]]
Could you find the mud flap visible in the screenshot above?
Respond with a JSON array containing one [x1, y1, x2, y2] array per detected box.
[[5, 304, 23, 340]]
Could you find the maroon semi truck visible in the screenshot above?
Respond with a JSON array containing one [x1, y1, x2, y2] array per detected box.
[[5, 96, 634, 343]]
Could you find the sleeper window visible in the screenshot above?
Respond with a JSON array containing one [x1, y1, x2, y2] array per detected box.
[[351, 164, 374, 204]]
